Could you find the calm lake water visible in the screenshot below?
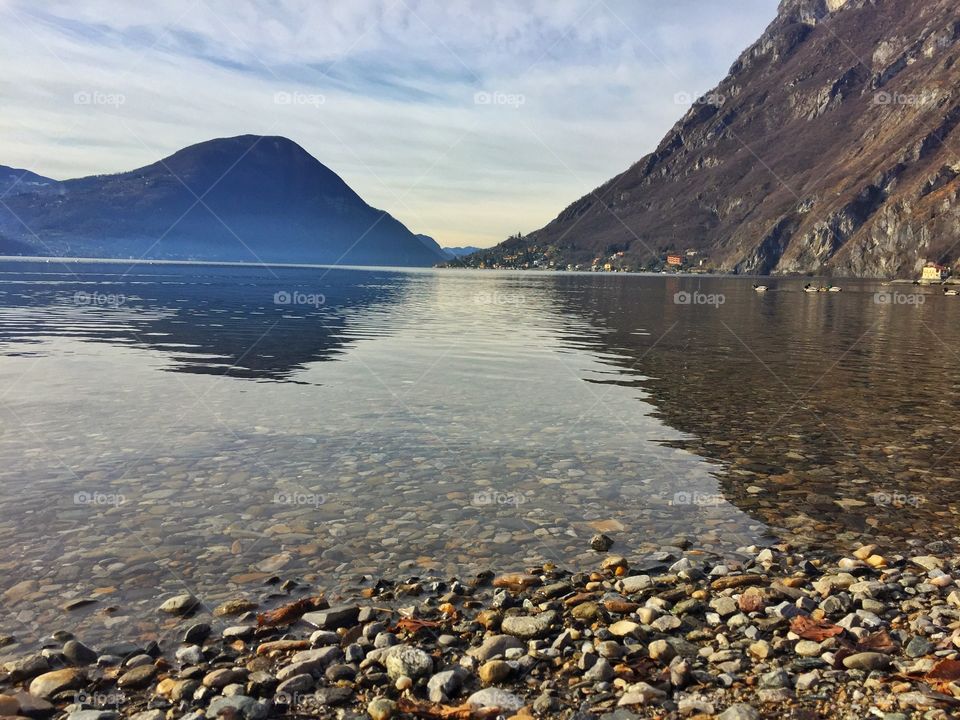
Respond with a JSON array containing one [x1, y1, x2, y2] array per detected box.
[[0, 260, 958, 646]]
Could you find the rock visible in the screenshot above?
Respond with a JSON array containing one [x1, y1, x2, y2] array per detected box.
[[4, 655, 49, 683], [427, 669, 467, 703], [28, 669, 84, 699], [794, 640, 821, 657], [842, 652, 890, 671], [905, 636, 934, 657], [710, 597, 738, 617], [492, 574, 541, 591], [159, 594, 200, 616], [617, 681, 666, 706], [276, 647, 342, 681], [202, 668, 247, 688], [2, 580, 37, 603], [213, 599, 258, 617], [313, 687, 352, 705], [647, 640, 676, 662], [385, 646, 433, 680], [183, 623, 211, 644], [367, 697, 396, 720], [749, 641, 772, 659], [584, 657, 614, 682], [591, 534, 614, 551], [609, 620, 642, 637], [570, 602, 602, 621], [117, 664, 157, 689], [465, 688, 524, 711], [176, 645, 203, 665], [130, 711, 165, 720], [620, 575, 652, 593], [911, 556, 944, 572], [719, 703, 760, 720], [501, 611, 555, 639], [62, 641, 98, 666], [795, 670, 820, 691], [468, 635, 524, 662], [204, 696, 268, 720], [479, 660, 511, 685], [301, 605, 359, 630]]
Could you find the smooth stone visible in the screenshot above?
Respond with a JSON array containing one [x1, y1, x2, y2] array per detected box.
[[62, 641, 98, 666], [10, 691, 54, 718], [478, 660, 511, 685], [620, 575, 652, 594], [465, 688, 524, 711], [183, 624, 211, 644], [617, 681, 666, 706], [367, 697, 396, 720], [795, 640, 821, 657], [467, 635, 524, 662], [427, 668, 467, 703], [842, 652, 890, 671], [29, 669, 84, 699], [202, 668, 247, 688], [501, 611, 556, 639], [204, 696, 267, 720], [67, 712, 116, 720], [159, 594, 199, 616], [117, 665, 156, 689]]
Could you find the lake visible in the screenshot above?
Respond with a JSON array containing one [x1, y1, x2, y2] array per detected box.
[[0, 260, 957, 645]]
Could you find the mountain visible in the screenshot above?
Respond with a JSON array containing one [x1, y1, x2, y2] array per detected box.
[[469, 0, 960, 278], [415, 233, 448, 258], [443, 246, 482, 258], [0, 166, 58, 196], [0, 136, 445, 267]]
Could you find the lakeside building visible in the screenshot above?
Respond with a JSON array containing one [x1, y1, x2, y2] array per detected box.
[[921, 262, 949, 282]]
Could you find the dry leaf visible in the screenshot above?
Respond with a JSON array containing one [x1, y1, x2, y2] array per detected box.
[[927, 659, 960, 682], [393, 617, 443, 634], [397, 697, 503, 719], [790, 615, 844, 641], [256, 596, 326, 628], [856, 629, 897, 654]]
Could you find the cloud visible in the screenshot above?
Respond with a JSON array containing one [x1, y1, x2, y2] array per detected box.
[[0, 0, 779, 247]]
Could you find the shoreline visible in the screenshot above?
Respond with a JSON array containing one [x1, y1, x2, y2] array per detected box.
[[3, 540, 960, 719]]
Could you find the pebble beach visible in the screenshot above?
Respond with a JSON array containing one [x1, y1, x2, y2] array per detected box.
[[4, 538, 960, 720]]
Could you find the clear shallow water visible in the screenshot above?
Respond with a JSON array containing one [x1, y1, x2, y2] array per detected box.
[[0, 261, 957, 647]]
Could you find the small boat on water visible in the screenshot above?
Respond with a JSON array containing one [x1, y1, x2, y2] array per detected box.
[[945, 287, 959, 296], [753, 284, 768, 292]]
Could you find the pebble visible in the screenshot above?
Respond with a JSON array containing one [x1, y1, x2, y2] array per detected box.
[[384, 646, 433, 680], [158, 594, 200, 615], [367, 697, 396, 720], [465, 687, 524, 711]]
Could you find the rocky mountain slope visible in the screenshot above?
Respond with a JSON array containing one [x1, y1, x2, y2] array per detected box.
[[0, 136, 445, 267], [471, 0, 960, 277]]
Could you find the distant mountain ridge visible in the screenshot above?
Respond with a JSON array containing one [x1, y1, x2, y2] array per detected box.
[[468, 0, 960, 277], [0, 136, 445, 267]]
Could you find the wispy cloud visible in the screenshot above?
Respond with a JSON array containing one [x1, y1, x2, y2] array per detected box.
[[0, 0, 778, 247]]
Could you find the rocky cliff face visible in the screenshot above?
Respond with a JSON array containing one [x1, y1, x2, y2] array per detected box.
[[478, 0, 960, 277]]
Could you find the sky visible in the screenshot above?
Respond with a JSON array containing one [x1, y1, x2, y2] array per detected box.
[[0, 0, 779, 248]]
